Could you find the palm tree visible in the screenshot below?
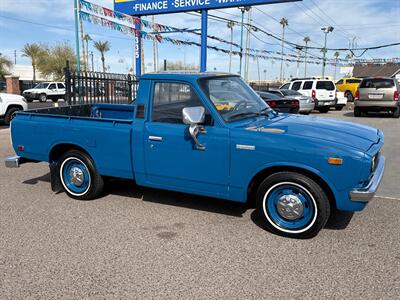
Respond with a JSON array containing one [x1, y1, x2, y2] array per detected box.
[[83, 34, 92, 70], [279, 18, 288, 82], [22, 43, 44, 82], [0, 54, 13, 80], [303, 36, 310, 77], [334, 51, 340, 79], [93, 40, 110, 73]]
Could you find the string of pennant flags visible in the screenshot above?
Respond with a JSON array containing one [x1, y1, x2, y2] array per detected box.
[[79, 0, 341, 66]]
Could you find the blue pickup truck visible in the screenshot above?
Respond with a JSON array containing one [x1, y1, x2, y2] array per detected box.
[[5, 73, 385, 238]]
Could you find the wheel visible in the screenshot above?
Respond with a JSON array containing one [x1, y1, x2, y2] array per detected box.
[[3, 107, 20, 125], [39, 93, 47, 102], [354, 107, 361, 117], [335, 106, 344, 111], [59, 150, 104, 200], [393, 107, 400, 118], [256, 172, 330, 238], [318, 107, 330, 113], [345, 91, 354, 102]]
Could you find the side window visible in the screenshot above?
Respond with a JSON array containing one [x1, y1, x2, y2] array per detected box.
[[336, 79, 344, 85], [57, 83, 65, 89], [48, 83, 56, 90], [291, 81, 302, 91], [152, 82, 209, 124], [303, 81, 313, 90]]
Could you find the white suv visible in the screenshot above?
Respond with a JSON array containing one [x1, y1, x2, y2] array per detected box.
[[0, 93, 28, 125], [22, 82, 66, 103], [280, 78, 344, 113]]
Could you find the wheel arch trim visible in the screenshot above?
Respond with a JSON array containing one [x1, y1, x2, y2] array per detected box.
[[246, 162, 337, 209]]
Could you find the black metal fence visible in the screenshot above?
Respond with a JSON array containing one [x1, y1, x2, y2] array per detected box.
[[64, 62, 138, 105]]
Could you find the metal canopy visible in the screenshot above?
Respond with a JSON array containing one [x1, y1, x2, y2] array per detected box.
[[113, 0, 300, 76]]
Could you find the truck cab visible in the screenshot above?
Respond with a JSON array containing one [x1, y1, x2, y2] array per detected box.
[[5, 72, 385, 238]]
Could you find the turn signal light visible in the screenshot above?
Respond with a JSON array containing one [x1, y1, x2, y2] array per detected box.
[[17, 145, 24, 151], [328, 157, 343, 165]]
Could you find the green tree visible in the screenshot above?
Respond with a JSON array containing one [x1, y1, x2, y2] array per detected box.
[[93, 40, 110, 73], [37, 42, 76, 80], [22, 43, 45, 82], [0, 54, 13, 80]]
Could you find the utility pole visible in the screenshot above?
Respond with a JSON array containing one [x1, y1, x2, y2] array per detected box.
[[14, 50, 17, 64], [79, 13, 86, 72], [279, 18, 288, 82], [244, 8, 252, 82], [239, 6, 250, 76], [296, 46, 302, 78], [227, 21, 235, 73], [73, 0, 81, 73], [303, 36, 310, 77], [321, 26, 334, 78]]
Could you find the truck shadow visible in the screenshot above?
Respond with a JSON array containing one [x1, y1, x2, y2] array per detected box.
[[343, 111, 394, 118], [106, 179, 248, 218], [250, 208, 354, 232], [22, 173, 354, 227]]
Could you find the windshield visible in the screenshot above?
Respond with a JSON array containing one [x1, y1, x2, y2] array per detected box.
[[199, 76, 272, 122], [34, 82, 50, 89], [258, 91, 282, 100], [281, 90, 302, 96], [360, 78, 394, 89]]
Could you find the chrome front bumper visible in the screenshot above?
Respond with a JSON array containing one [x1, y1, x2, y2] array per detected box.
[[5, 156, 22, 168], [349, 155, 385, 202]]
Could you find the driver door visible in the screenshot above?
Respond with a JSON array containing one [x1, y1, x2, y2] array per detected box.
[[143, 81, 230, 198]]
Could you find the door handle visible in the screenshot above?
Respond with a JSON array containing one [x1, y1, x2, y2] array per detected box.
[[149, 136, 163, 142]]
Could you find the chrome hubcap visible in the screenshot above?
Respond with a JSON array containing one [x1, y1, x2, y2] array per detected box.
[[69, 167, 84, 186], [276, 194, 304, 220]]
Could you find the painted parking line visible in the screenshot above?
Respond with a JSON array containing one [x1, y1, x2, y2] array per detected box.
[[375, 195, 400, 201]]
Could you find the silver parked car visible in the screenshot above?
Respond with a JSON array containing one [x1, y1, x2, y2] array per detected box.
[[354, 77, 400, 118], [269, 89, 315, 114]]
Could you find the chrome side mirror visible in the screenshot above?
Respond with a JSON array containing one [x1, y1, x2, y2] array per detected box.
[[182, 106, 207, 150]]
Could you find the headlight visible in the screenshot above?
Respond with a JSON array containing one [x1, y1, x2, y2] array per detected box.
[[371, 152, 380, 172]]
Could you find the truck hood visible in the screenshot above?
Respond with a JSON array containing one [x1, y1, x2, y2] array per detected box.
[[245, 114, 379, 152]]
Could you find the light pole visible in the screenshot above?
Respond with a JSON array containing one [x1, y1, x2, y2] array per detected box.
[[321, 26, 334, 78], [227, 21, 234, 73], [239, 6, 250, 76]]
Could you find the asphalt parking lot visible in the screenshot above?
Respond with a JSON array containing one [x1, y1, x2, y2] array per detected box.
[[0, 108, 399, 299]]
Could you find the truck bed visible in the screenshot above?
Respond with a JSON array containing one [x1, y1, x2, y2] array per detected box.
[[25, 103, 135, 121], [11, 104, 136, 180]]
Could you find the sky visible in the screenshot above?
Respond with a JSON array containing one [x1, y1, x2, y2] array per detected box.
[[0, 0, 399, 81]]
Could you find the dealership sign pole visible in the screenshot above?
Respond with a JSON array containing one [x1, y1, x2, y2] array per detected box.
[[114, 0, 299, 77]]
